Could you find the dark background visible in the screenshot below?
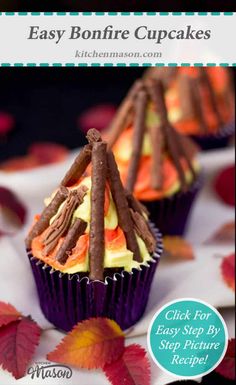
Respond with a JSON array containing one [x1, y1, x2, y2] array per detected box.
[[0, 0, 235, 11], [0, 0, 235, 161], [0, 69, 145, 161], [0, 67, 235, 162]]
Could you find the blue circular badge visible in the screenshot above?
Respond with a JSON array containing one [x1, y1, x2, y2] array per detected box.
[[147, 299, 228, 379]]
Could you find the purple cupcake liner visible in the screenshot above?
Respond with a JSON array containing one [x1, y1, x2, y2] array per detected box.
[[141, 175, 203, 236], [190, 120, 235, 151], [27, 225, 163, 332]]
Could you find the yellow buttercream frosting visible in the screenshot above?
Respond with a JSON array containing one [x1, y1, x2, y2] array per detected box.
[[43, 176, 152, 274]]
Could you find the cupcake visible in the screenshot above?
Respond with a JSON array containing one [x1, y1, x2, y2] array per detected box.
[[145, 67, 235, 150], [106, 78, 202, 235], [25, 129, 162, 332]]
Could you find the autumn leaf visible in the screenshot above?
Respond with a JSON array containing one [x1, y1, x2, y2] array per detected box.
[[0, 143, 68, 172], [205, 221, 235, 244], [215, 339, 235, 380], [0, 186, 27, 235], [47, 318, 125, 370], [0, 316, 41, 379], [0, 156, 39, 172], [0, 301, 22, 327], [28, 142, 68, 165], [79, 104, 116, 133], [163, 236, 195, 261], [214, 165, 235, 207], [104, 344, 151, 385], [0, 112, 14, 136], [221, 253, 235, 291]]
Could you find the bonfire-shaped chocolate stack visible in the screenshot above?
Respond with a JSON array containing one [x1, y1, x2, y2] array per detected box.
[[144, 67, 235, 149], [26, 129, 157, 282], [26, 129, 162, 331], [166, 67, 224, 134], [106, 77, 202, 235], [107, 77, 197, 194]]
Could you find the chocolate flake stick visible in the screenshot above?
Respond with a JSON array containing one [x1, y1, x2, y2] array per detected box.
[[199, 68, 224, 128], [89, 141, 107, 281], [43, 186, 88, 255], [178, 74, 195, 119], [86, 128, 102, 144], [125, 190, 149, 216], [148, 123, 164, 190], [164, 124, 188, 191], [223, 69, 235, 112], [130, 209, 156, 254], [148, 80, 187, 190], [144, 67, 177, 87], [107, 80, 144, 149], [190, 78, 208, 134], [146, 79, 168, 126], [25, 186, 68, 249], [126, 90, 148, 192], [180, 135, 200, 163], [107, 151, 142, 262], [56, 218, 87, 265], [170, 126, 196, 180], [60, 144, 92, 187]]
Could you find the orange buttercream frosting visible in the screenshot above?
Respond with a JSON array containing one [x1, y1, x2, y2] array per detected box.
[[112, 127, 199, 201], [165, 67, 234, 135]]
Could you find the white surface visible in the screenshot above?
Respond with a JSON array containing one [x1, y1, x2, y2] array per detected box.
[[0, 147, 235, 385]]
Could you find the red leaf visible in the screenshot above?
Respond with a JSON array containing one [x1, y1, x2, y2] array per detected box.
[[29, 142, 68, 165], [0, 186, 27, 235], [216, 339, 235, 380], [47, 318, 125, 370], [0, 112, 14, 136], [79, 104, 116, 133], [0, 316, 41, 379], [0, 301, 21, 327], [104, 344, 151, 385], [221, 253, 235, 291], [0, 143, 68, 173], [205, 221, 235, 244], [214, 165, 235, 206]]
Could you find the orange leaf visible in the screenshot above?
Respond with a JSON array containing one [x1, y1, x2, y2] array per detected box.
[[221, 253, 235, 291], [47, 318, 125, 370], [0, 301, 21, 327], [205, 221, 235, 244], [163, 236, 195, 261], [0, 155, 39, 172]]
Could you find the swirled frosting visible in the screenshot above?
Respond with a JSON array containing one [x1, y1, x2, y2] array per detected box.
[[31, 176, 152, 273], [112, 126, 200, 201]]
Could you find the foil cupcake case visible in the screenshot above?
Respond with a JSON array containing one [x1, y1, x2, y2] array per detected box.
[[28, 226, 163, 332], [190, 120, 235, 151], [141, 176, 203, 236]]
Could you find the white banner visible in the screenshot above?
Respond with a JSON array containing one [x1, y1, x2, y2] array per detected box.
[[0, 12, 235, 65]]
